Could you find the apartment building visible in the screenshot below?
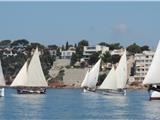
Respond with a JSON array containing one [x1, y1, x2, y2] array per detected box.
[[61, 50, 75, 59], [83, 45, 109, 60], [110, 48, 124, 56], [134, 51, 154, 83]]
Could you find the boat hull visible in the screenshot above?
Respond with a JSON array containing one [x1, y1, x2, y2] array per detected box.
[[150, 91, 160, 100], [98, 89, 126, 96], [83, 88, 96, 93], [0, 88, 4, 97], [17, 88, 46, 94]]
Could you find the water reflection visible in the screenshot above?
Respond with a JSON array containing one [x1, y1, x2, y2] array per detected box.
[[143, 100, 160, 119], [12, 94, 46, 119], [0, 97, 5, 119]]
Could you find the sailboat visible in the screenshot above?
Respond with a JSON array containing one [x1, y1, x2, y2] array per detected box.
[[81, 58, 101, 92], [0, 60, 6, 97], [143, 41, 160, 100], [10, 47, 48, 94], [98, 50, 127, 96]]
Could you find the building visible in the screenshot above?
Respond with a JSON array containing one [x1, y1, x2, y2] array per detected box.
[[134, 51, 154, 83], [110, 48, 124, 56], [61, 50, 75, 59], [83, 45, 109, 60]]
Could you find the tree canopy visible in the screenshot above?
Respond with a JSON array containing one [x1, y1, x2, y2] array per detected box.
[[88, 52, 100, 65], [0, 40, 11, 46], [127, 43, 142, 54], [11, 39, 29, 46], [101, 51, 112, 63], [78, 40, 89, 47]]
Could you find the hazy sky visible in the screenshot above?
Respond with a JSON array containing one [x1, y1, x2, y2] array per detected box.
[[0, 1, 159, 48]]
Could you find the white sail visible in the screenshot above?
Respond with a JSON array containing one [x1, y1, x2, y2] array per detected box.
[[86, 59, 101, 88], [81, 70, 89, 87], [0, 60, 5, 86], [10, 61, 28, 87], [99, 66, 117, 90], [116, 50, 127, 89], [11, 47, 48, 87], [143, 41, 160, 84], [27, 47, 48, 87]]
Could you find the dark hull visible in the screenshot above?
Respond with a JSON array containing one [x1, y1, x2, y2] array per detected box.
[[150, 97, 160, 100], [17, 88, 46, 94]]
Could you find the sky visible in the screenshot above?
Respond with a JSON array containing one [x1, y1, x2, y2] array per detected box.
[[0, 1, 160, 48]]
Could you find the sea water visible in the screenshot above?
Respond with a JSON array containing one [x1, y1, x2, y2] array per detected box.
[[0, 88, 159, 120]]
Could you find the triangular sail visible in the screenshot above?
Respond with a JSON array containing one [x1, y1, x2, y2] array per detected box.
[[86, 58, 101, 88], [27, 47, 48, 87], [10, 61, 28, 87], [143, 41, 160, 84], [0, 60, 5, 86], [99, 66, 117, 90], [116, 50, 127, 89], [81, 70, 89, 87]]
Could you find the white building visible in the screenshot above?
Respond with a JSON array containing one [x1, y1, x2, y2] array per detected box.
[[134, 51, 154, 83], [83, 45, 109, 59], [61, 50, 75, 59], [110, 48, 124, 56]]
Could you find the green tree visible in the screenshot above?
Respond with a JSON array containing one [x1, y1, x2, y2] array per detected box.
[[141, 45, 150, 51], [56, 47, 61, 58], [98, 42, 106, 46], [11, 39, 29, 46], [70, 53, 78, 66], [78, 40, 89, 47], [30, 42, 44, 49], [0, 40, 11, 46], [66, 41, 69, 50], [88, 52, 100, 65], [109, 43, 123, 50], [127, 43, 142, 54], [48, 45, 58, 49], [111, 55, 121, 64], [40, 49, 55, 78], [101, 51, 112, 63]]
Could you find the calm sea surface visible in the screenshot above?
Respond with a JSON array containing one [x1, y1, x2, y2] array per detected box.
[[0, 88, 160, 120]]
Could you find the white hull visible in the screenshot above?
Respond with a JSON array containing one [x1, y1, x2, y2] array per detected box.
[[150, 91, 160, 100], [83, 88, 96, 93], [0, 88, 4, 97]]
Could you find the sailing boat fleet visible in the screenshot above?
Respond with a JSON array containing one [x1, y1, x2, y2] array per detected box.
[[81, 50, 127, 96], [0, 41, 160, 101]]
